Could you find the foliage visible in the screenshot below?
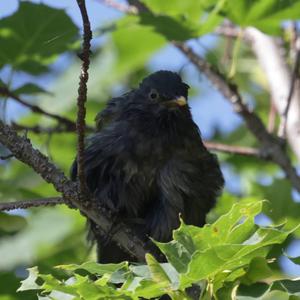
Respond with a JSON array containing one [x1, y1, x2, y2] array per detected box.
[[1, 0, 300, 299], [0, 2, 78, 74], [17, 200, 300, 299]]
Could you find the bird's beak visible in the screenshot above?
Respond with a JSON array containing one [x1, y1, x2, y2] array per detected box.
[[167, 96, 187, 107]]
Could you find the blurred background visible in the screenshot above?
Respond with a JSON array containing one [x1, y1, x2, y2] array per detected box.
[[0, 1, 300, 299]]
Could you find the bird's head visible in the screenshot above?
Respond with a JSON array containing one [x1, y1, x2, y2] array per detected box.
[[137, 70, 190, 109]]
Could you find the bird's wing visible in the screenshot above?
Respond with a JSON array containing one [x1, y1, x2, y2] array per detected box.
[[145, 151, 224, 242], [71, 121, 151, 217], [70, 92, 131, 179], [95, 91, 133, 131]]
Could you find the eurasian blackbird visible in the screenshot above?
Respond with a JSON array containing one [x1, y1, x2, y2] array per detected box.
[[71, 70, 224, 263]]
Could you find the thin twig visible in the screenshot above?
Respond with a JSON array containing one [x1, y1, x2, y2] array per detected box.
[[215, 25, 241, 38], [101, 0, 138, 14], [267, 100, 277, 133], [0, 197, 65, 212], [204, 142, 260, 157], [75, 0, 93, 199], [0, 87, 76, 130], [11, 122, 94, 134], [278, 36, 300, 138]]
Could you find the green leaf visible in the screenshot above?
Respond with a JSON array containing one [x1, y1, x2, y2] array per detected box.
[[141, 0, 206, 22], [261, 290, 290, 300], [237, 282, 271, 298], [39, 274, 76, 295], [137, 13, 197, 41], [285, 254, 300, 265], [63, 274, 102, 300], [241, 257, 273, 285], [145, 254, 171, 286], [254, 179, 300, 223], [14, 199, 300, 299], [57, 261, 128, 275], [271, 279, 300, 294], [135, 279, 168, 299], [155, 239, 191, 274], [173, 200, 295, 289], [13, 83, 51, 96], [0, 212, 27, 233], [224, 0, 300, 35], [140, 0, 224, 38], [0, 2, 78, 74], [113, 16, 166, 74]]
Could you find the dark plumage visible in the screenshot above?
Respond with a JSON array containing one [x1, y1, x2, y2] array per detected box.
[[71, 70, 224, 263]]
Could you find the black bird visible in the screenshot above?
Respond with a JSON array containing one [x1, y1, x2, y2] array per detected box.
[[71, 70, 224, 263]]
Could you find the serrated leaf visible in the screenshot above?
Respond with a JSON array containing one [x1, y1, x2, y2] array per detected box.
[[40, 274, 76, 295], [135, 279, 167, 299], [70, 274, 102, 300], [57, 261, 128, 275]]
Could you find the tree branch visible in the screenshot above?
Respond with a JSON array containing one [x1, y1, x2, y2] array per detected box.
[[0, 153, 14, 160], [203, 142, 261, 157], [102, 0, 138, 14], [0, 87, 76, 130], [0, 121, 147, 261], [11, 122, 94, 134], [267, 100, 277, 133], [245, 27, 300, 162], [75, 0, 93, 199], [0, 197, 65, 212], [278, 37, 300, 138]]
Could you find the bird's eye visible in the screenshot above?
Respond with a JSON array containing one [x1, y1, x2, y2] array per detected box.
[[149, 89, 159, 100]]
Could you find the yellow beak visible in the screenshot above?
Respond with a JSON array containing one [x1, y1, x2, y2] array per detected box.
[[172, 96, 187, 106]]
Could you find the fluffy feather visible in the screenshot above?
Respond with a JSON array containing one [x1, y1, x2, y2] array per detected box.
[[71, 70, 224, 262]]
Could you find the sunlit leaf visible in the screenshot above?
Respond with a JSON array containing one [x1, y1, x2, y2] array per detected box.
[[17, 267, 40, 291]]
